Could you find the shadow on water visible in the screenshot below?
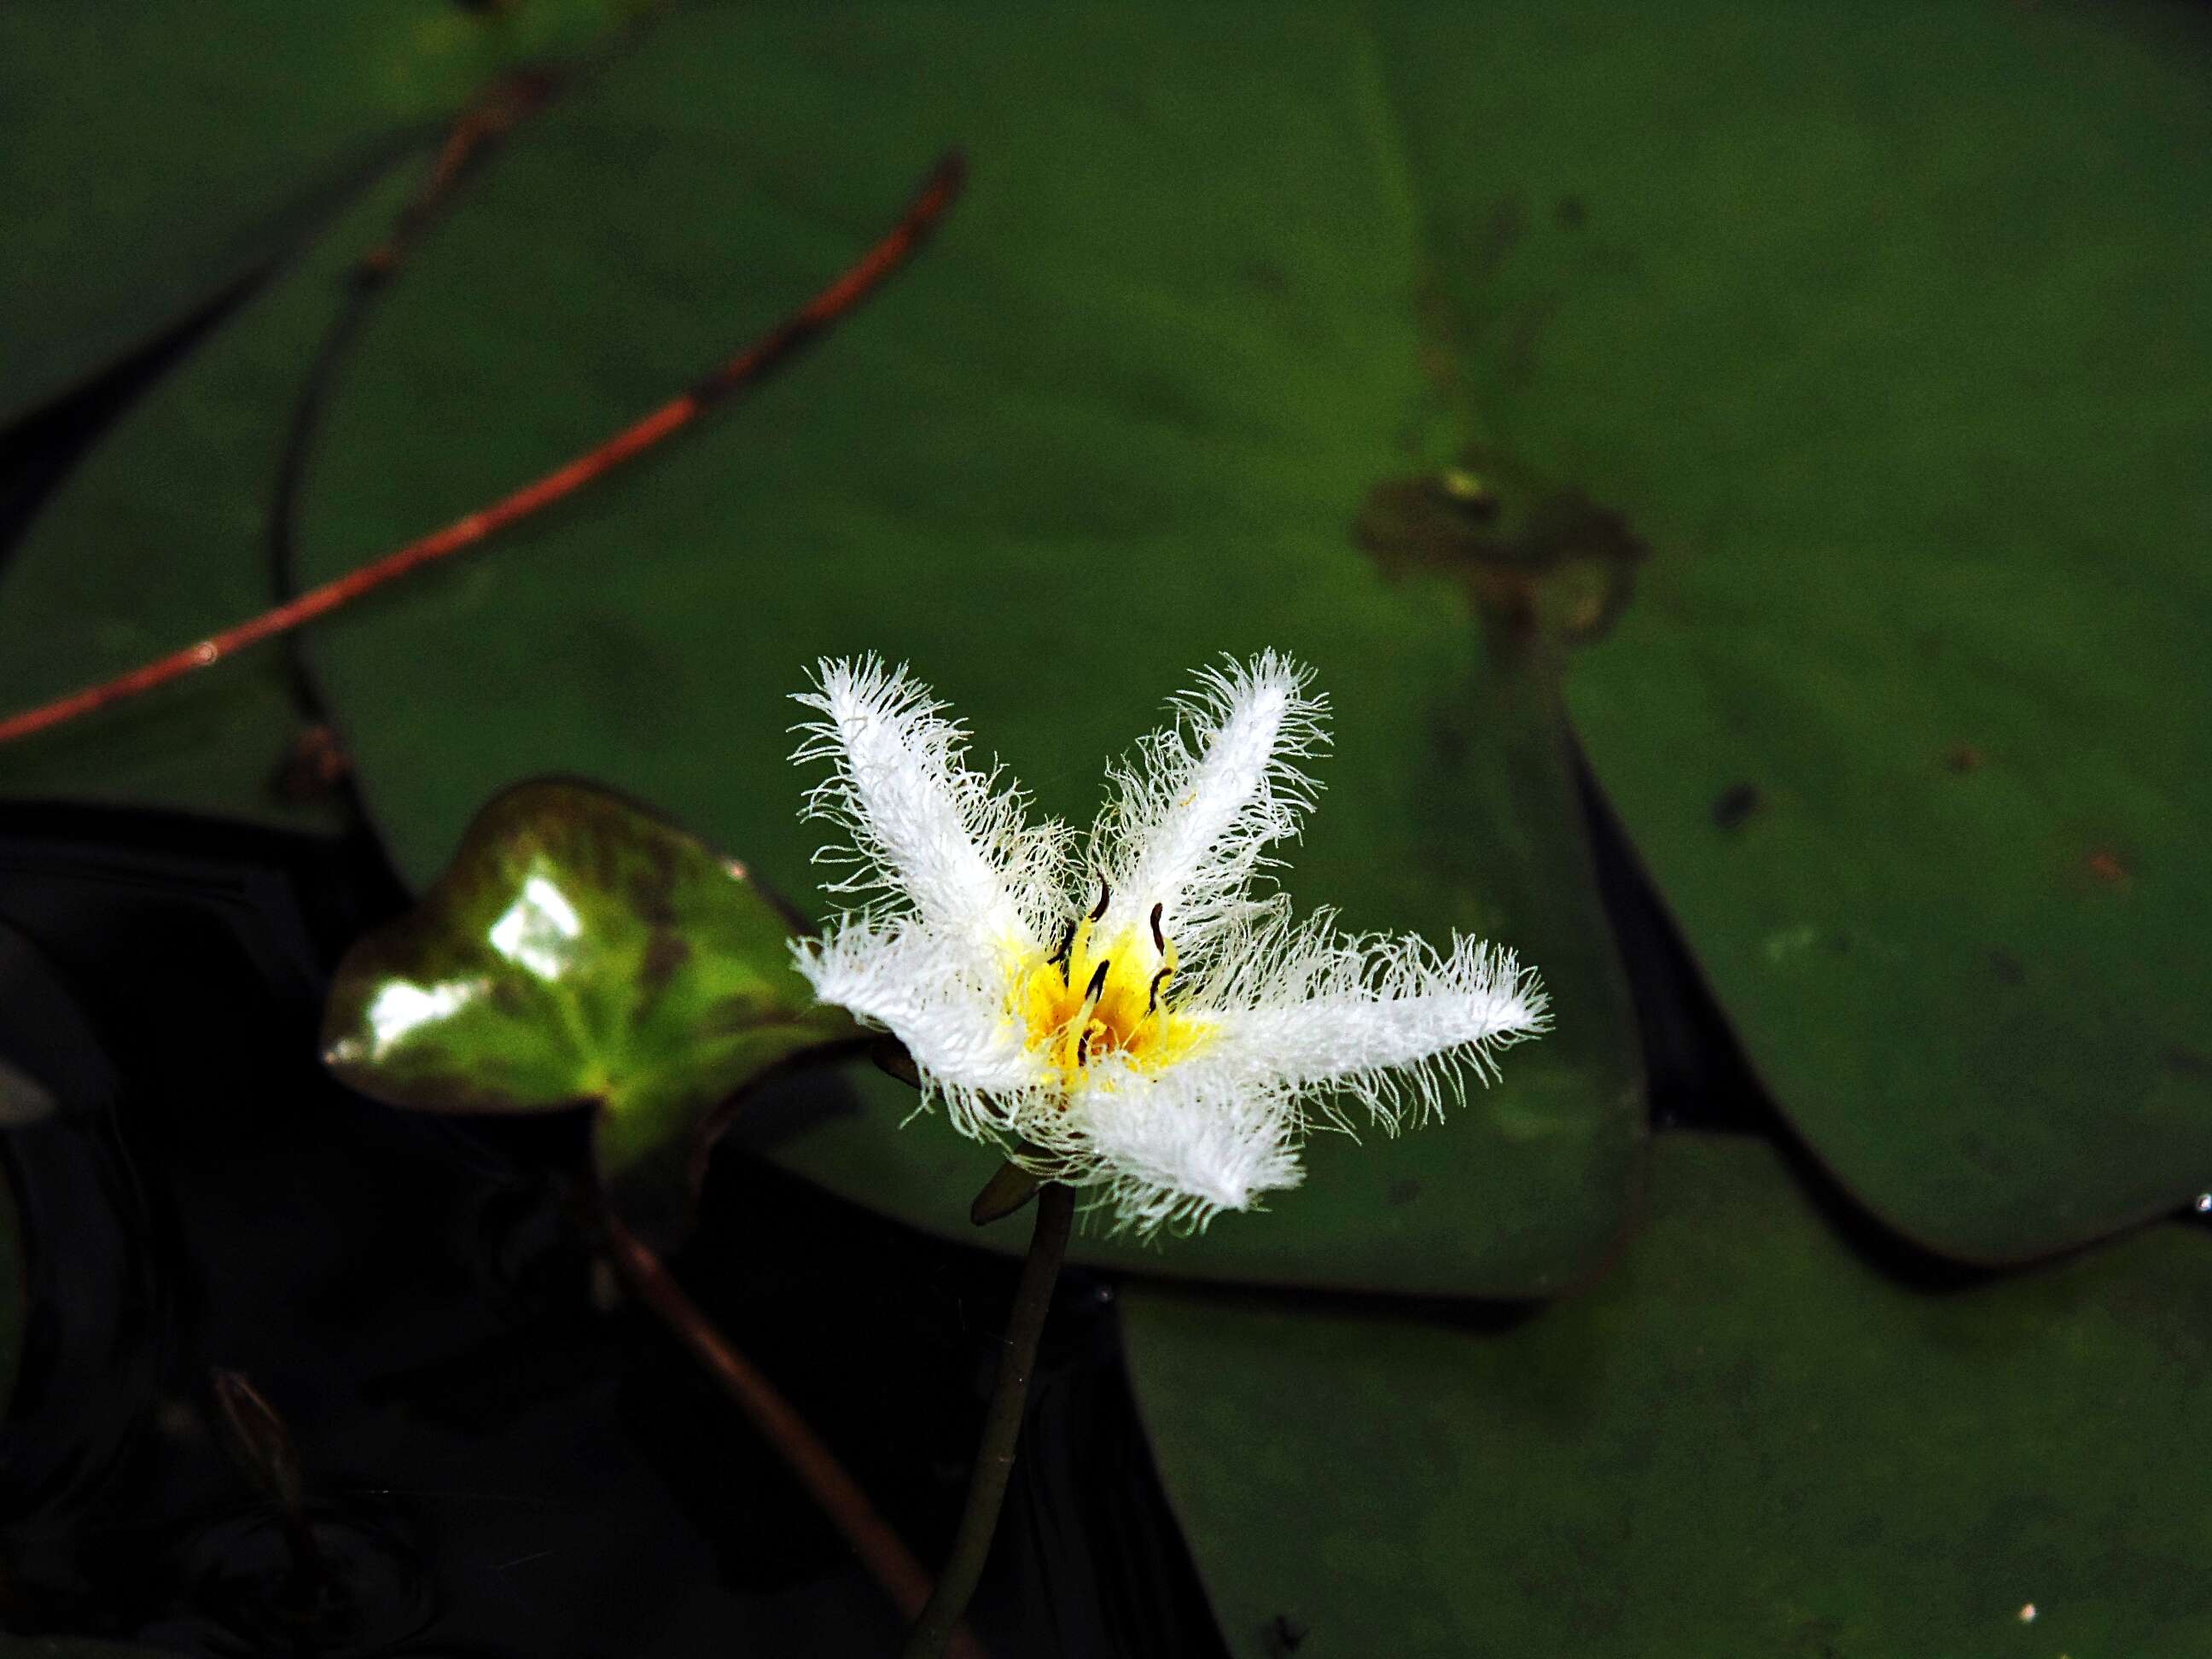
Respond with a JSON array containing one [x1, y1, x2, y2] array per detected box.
[[0, 801, 1225, 1656]]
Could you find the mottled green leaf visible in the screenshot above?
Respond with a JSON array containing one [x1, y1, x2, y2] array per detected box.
[[0, 0, 633, 425], [287, 6, 1644, 1296], [321, 778, 858, 1217], [1126, 1133, 2212, 1658]]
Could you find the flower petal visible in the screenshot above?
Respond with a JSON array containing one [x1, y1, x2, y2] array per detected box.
[[793, 656, 1062, 955], [1190, 920, 1550, 1132], [794, 917, 1050, 1139], [1094, 651, 1327, 965], [1054, 1061, 1305, 1237]]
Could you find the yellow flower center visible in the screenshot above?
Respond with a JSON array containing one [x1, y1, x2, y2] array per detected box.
[[1013, 886, 1209, 1092]]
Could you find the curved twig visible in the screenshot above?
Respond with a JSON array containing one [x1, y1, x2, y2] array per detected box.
[[0, 150, 967, 748]]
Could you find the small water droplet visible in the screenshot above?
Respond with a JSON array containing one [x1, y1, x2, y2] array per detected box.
[[2195, 1194, 2211, 1215]]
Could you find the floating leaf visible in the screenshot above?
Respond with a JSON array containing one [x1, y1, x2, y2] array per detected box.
[[0, 0, 633, 425], [0, 158, 434, 832], [286, 0, 2212, 1266], [1126, 1133, 2212, 1657], [1355, 2, 2212, 1259], [280, 0, 2212, 1274], [321, 778, 859, 1223], [283, 5, 1645, 1296]]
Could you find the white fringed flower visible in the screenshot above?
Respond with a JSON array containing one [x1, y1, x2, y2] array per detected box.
[[790, 653, 1549, 1237]]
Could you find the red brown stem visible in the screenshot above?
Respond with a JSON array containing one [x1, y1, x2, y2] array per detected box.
[[0, 150, 967, 749], [601, 1210, 987, 1659]]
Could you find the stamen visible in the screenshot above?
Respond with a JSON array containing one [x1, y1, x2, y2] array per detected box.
[[1048, 917, 1076, 973], [1149, 902, 1165, 954], [1088, 876, 1111, 922], [1081, 958, 1110, 1007], [1076, 1026, 1092, 1068], [1146, 965, 1172, 1015]]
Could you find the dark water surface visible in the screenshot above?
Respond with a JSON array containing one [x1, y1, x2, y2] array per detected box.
[[0, 802, 1225, 1656]]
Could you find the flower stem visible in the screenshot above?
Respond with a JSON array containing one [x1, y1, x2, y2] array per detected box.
[[597, 1209, 987, 1659], [901, 1182, 1077, 1659]]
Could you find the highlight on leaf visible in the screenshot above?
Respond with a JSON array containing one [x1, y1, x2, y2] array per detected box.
[[320, 777, 861, 1224]]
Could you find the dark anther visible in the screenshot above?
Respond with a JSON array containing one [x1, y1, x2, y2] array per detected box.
[[1048, 917, 1076, 972], [1146, 965, 1172, 1015], [1149, 902, 1165, 953], [1088, 876, 1111, 922], [1082, 959, 1110, 1006], [1076, 1027, 1092, 1068]]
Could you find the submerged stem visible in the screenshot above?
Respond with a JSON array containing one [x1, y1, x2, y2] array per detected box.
[[597, 1209, 985, 1659], [901, 1182, 1077, 1659]]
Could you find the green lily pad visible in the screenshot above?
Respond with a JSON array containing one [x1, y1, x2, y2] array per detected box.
[[0, 158, 436, 832], [1365, 3, 2212, 1259], [321, 778, 859, 1221], [20, 3, 2199, 1270], [282, 6, 1644, 1295], [0, 0, 632, 427], [1126, 1132, 2212, 1658]]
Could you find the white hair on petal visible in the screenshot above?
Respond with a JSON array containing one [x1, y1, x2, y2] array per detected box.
[[1039, 1061, 1305, 1237], [789, 657, 1075, 1134], [1091, 651, 1327, 969], [791, 655, 1070, 957], [791, 918, 1051, 1142], [787, 652, 1553, 1243], [1199, 913, 1551, 1133]]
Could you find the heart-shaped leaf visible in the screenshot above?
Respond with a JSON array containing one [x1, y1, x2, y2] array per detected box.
[[321, 778, 859, 1225], [1127, 1132, 2212, 1657]]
